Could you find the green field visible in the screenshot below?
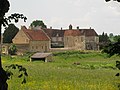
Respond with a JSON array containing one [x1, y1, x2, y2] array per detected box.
[[2, 51, 120, 90]]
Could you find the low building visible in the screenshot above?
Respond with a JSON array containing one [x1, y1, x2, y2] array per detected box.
[[30, 52, 52, 62]]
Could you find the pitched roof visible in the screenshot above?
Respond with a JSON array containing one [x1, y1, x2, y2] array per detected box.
[[31, 53, 52, 58], [23, 29, 50, 41], [64, 30, 81, 36], [43, 29, 65, 38], [79, 29, 98, 36]]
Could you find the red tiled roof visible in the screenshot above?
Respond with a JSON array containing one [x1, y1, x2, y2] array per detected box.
[[80, 29, 98, 36], [23, 29, 50, 41], [64, 30, 81, 36]]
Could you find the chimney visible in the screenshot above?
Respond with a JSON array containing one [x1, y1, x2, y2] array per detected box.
[[50, 26, 52, 29], [21, 26, 27, 30], [77, 26, 79, 30], [61, 27, 62, 30], [69, 24, 72, 30]]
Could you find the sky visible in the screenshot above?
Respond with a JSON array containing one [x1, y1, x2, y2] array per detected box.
[[4, 0, 120, 35]]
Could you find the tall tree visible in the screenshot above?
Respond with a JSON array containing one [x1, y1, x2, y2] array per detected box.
[[30, 20, 47, 29], [0, 0, 10, 89], [0, 0, 27, 89], [113, 35, 120, 42], [3, 24, 19, 43], [99, 32, 110, 49]]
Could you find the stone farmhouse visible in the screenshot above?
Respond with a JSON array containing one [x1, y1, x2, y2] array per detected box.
[[12, 26, 51, 53], [11, 24, 99, 53]]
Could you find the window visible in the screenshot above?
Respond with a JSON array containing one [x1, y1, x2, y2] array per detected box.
[[81, 37, 83, 42], [36, 46, 38, 49], [52, 37, 56, 41], [26, 39, 29, 42], [32, 46, 34, 49]]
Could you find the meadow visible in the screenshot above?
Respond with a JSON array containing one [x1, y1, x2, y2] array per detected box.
[[2, 51, 120, 90]]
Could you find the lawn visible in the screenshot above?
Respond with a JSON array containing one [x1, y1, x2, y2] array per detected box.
[[2, 51, 120, 90]]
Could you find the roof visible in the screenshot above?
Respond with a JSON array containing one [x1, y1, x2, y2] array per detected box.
[[79, 29, 98, 36], [43, 29, 65, 38], [23, 29, 50, 41], [64, 30, 81, 36], [31, 53, 52, 58]]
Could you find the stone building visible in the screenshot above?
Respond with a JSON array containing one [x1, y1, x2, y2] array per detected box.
[[80, 28, 99, 50], [12, 26, 51, 53], [43, 28, 65, 47], [64, 25, 99, 50], [12, 25, 99, 53]]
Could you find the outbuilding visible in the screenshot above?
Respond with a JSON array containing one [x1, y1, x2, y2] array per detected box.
[[30, 53, 52, 62]]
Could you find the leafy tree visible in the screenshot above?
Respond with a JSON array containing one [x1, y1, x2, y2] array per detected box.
[[0, 0, 27, 90], [109, 33, 114, 42], [99, 32, 110, 49], [102, 39, 120, 57], [8, 44, 17, 55], [30, 20, 47, 29], [3, 24, 19, 43], [113, 35, 120, 42]]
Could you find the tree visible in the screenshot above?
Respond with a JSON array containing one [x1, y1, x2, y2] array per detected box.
[[113, 35, 120, 42], [102, 39, 120, 57], [8, 44, 17, 55], [99, 32, 110, 49], [0, 0, 27, 90], [30, 20, 47, 29], [105, 0, 120, 2], [3, 24, 19, 43]]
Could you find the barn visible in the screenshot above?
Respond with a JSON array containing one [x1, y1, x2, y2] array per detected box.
[[30, 53, 52, 62]]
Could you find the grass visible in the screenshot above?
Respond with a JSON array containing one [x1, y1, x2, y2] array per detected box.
[[2, 51, 120, 90]]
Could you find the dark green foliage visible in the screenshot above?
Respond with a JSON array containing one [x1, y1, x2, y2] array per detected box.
[[8, 44, 17, 55], [99, 32, 111, 49], [3, 13, 27, 27], [3, 24, 19, 43], [5, 64, 28, 84], [30, 20, 47, 29], [113, 35, 120, 42], [102, 39, 120, 57]]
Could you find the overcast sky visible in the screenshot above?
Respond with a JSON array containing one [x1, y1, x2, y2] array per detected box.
[[5, 0, 120, 35]]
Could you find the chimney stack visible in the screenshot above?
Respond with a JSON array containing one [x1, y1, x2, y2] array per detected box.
[[77, 26, 79, 30], [50, 26, 52, 29], [69, 24, 72, 30], [61, 27, 63, 30]]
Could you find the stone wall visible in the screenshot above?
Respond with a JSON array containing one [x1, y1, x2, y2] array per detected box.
[[12, 30, 30, 44], [64, 36, 85, 50], [29, 40, 50, 52]]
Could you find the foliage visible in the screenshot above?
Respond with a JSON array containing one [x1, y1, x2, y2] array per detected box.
[[8, 44, 17, 55], [105, 0, 120, 2], [30, 20, 47, 29], [113, 35, 120, 42], [5, 64, 28, 84], [99, 32, 110, 49], [102, 39, 120, 57], [3, 24, 19, 43], [0, 0, 27, 90], [3, 13, 27, 27]]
